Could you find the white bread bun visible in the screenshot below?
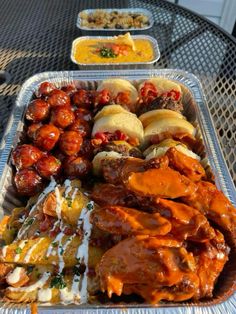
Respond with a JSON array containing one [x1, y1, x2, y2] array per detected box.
[[144, 139, 200, 161], [92, 112, 144, 145], [92, 151, 122, 176], [138, 78, 182, 99], [139, 109, 185, 128], [97, 79, 138, 106], [94, 105, 132, 122], [143, 117, 195, 146]]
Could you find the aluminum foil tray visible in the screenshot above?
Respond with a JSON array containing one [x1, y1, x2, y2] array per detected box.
[[70, 35, 160, 70], [76, 8, 154, 36], [0, 69, 235, 314]]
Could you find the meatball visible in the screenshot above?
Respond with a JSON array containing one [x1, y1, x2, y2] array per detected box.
[[63, 156, 91, 178], [36, 82, 56, 98], [25, 99, 50, 123], [67, 118, 91, 138], [78, 139, 94, 160], [47, 89, 71, 108], [59, 131, 83, 156], [72, 89, 93, 109], [34, 124, 60, 151], [50, 106, 75, 129], [12, 144, 43, 170], [35, 155, 61, 178], [27, 123, 42, 140], [14, 169, 43, 196], [61, 84, 77, 97], [74, 108, 93, 123]]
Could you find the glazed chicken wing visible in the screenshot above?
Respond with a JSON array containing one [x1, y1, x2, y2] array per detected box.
[[123, 273, 199, 303], [182, 181, 236, 235], [190, 230, 230, 299], [101, 155, 169, 185], [125, 167, 197, 198], [91, 183, 139, 207], [166, 147, 205, 182], [97, 235, 196, 299], [91, 205, 171, 236], [153, 199, 215, 242]]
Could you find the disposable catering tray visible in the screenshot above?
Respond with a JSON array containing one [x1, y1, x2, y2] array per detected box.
[[70, 35, 160, 70], [0, 69, 235, 314], [76, 8, 154, 36]]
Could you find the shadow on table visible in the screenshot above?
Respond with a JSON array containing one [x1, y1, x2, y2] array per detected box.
[[3, 56, 77, 86]]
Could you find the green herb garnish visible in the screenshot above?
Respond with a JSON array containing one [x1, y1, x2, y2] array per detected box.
[[52, 242, 58, 248], [26, 218, 34, 226], [55, 159, 61, 165], [50, 275, 67, 289], [87, 202, 94, 211], [15, 247, 22, 254], [27, 266, 34, 273], [65, 197, 72, 207], [73, 266, 81, 276], [99, 47, 117, 58]]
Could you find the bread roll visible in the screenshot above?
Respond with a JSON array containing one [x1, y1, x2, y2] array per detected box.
[[92, 113, 144, 145], [139, 109, 185, 128]]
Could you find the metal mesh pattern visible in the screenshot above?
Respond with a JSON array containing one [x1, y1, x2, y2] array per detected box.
[[0, 0, 235, 184]]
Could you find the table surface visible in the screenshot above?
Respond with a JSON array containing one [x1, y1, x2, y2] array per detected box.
[[0, 0, 235, 185]]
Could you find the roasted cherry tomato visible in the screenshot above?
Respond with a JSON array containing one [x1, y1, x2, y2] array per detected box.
[[59, 131, 83, 156], [78, 139, 94, 160], [50, 106, 75, 129], [74, 108, 93, 123], [61, 84, 77, 97], [47, 89, 71, 108], [140, 82, 158, 103], [35, 155, 61, 178], [14, 169, 43, 196], [72, 89, 93, 109], [94, 89, 110, 106], [165, 89, 181, 101], [34, 124, 60, 151], [63, 156, 91, 178], [27, 123, 42, 140], [12, 144, 43, 170], [25, 99, 50, 123], [115, 91, 131, 106], [36, 82, 56, 98], [67, 118, 91, 138]]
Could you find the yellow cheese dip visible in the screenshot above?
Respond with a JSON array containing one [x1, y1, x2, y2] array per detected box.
[[73, 38, 154, 64]]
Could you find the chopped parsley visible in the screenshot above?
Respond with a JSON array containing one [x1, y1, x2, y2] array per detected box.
[[52, 242, 58, 248], [26, 218, 34, 226], [86, 202, 94, 211], [15, 247, 22, 254], [55, 159, 61, 165], [50, 275, 67, 289], [99, 47, 117, 58], [27, 266, 34, 273], [65, 197, 72, 207], [73, 264, 86, 275]]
